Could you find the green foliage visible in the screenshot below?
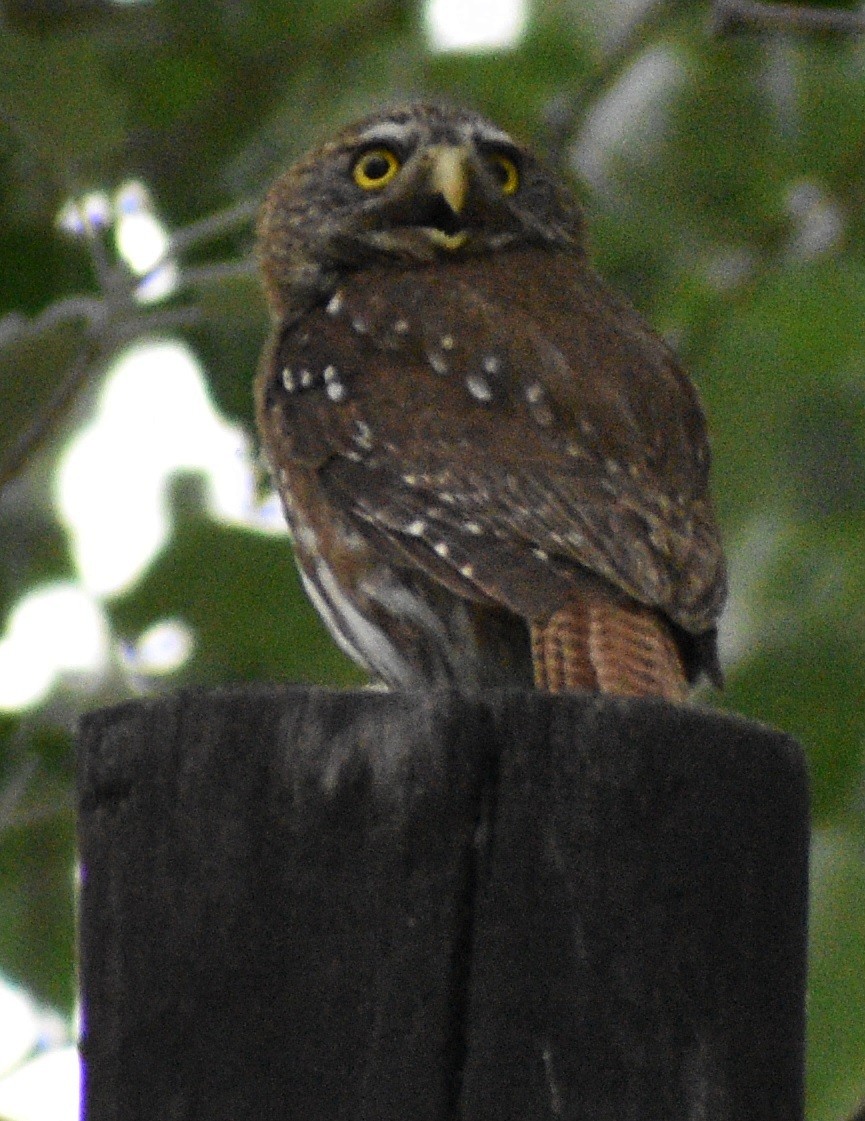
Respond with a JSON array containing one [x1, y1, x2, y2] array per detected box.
[[0, 2, 863, 1114], [108, 484, 361, 688], [808, 830, 865, 1121]]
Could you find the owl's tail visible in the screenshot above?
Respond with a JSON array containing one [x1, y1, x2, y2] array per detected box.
[[530, 597, 688, 701]]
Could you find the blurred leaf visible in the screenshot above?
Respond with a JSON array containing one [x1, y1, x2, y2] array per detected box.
[[699, 257, 865, 522], [0, 310, 98, 483], [188, 268, 268, 425], [0, 228, 93, 318], [0, 29, 126, 203], [426, 12, 594, 145], [108, 480, 361, 687], [807, 828, 865, 1121], [724, 634, 865, 821], [224, 30, 426, 201], [721, 511, 865, 820], [3, 1, 111, 33], [785, 383, 865, 520], [0, 719, 76, 1010], [795, 39, 865, 195]]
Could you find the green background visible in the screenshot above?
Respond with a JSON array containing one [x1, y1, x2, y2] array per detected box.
[[0, 1, 863, 1117]]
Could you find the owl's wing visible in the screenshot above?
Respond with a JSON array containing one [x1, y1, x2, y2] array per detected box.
[[257, 250, 727, 636]]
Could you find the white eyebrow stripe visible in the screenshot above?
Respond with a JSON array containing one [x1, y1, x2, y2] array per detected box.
[[355, 121, 417, 146], [466, 123, 515, 147]]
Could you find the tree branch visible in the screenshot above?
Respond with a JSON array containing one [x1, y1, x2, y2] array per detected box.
[[169, 198, 258, 254], [712, 0, 865, 35], [173, 257, 257, 293], [0, 296, 107, 348]]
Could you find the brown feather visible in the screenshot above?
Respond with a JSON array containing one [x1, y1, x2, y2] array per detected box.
[[254, 103, 727, 696], [531, 598, 688, 700], [257, 252, 726, 684]]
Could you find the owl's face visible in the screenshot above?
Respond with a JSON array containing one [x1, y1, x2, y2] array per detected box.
[[259, 102, 585, 314]]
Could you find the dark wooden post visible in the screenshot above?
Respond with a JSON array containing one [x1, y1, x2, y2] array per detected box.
[[77, 686, 809, 1121]]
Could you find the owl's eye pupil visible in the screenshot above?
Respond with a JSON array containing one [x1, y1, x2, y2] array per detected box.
[[365, 156, 390, 179], [352, 148, 401, 190]]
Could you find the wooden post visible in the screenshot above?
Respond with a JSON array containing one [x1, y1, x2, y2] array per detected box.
[[77, 686, 809, 1120]]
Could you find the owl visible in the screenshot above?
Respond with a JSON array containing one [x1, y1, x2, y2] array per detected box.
[[255, 102, 727, 700]]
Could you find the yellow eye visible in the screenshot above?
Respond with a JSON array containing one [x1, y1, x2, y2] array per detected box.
[[352, 148, 401, 190], [489, 153, 520, 196]]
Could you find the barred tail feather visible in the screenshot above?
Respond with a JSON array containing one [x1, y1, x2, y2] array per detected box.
[[531, 597, 688, 701]]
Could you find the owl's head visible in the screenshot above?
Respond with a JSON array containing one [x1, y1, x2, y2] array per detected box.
[[258, 102, 585, 315]]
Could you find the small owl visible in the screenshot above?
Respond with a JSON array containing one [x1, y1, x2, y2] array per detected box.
[[255, 102, 727, 700]]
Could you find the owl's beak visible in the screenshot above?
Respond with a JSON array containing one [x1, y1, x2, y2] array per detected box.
[[424, 145, 470, 250], [428, 145, 470, 215]]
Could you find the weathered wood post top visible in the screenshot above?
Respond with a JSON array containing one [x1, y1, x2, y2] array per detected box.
[[77, 686, 809, 1121]]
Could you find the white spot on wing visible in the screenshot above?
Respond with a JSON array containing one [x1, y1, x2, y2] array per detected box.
[[526, 383, 554, 427], [326, 291, 343, 316], [466, 375, 493, 402], [406, 519, 426, 536], [281, 367, 295, 392], [428, 351, 448, 375], [434, 542, 451, 558], [354, 420, 374, 450]]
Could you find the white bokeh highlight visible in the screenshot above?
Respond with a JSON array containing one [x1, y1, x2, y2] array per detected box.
[[0, 585, 110, 712], [115, 209, 170, 277], [0, 979, 76, 1121], [573, 45, 685, 193], [0, 1048, 80, 1121], [125, 619, 196, 676], [425, 0, 528, 51], [0, 985, 40, 1080], [55, 339, 258, 597]]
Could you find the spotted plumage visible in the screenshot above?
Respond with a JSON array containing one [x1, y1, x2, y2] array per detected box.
[[256, 102, 727, 699]]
